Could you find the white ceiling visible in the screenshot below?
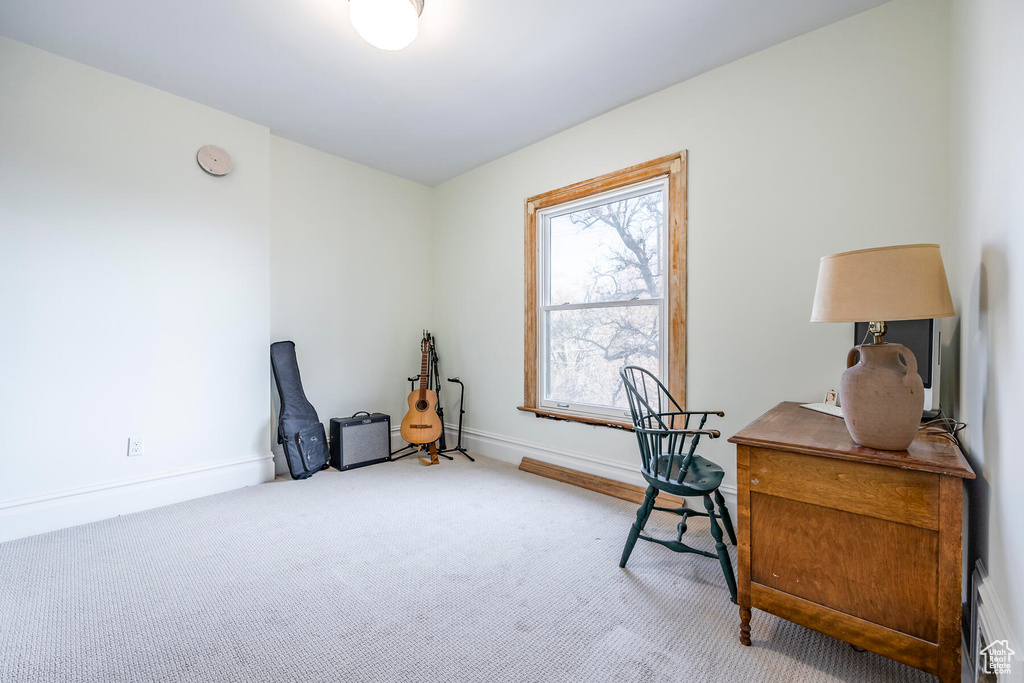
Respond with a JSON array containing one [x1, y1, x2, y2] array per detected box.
[[0, 0, 888, 185]]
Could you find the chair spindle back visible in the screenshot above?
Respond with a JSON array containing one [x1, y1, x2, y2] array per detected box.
[[620, 366, 711, 484]]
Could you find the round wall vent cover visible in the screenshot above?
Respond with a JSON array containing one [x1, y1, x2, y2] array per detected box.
[[196, 145, 233, 176]]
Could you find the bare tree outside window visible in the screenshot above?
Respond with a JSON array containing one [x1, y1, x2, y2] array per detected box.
[[543, 185, 666, 412]]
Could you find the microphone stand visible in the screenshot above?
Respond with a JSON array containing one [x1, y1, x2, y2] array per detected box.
[[440, 377, 473, 461]]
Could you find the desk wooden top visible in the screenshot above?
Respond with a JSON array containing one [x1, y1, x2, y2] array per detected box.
[[729, 402, 975, 479]]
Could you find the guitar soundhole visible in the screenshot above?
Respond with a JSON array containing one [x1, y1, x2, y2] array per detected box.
[[416, 400, 429, 412]]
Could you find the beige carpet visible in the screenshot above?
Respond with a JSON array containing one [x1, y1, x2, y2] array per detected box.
[[0, 454, 932, 682]]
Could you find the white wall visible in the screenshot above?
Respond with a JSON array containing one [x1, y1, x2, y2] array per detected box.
[[0, 34, 442, 533], [10, 10, 1014, 649], [3, 6, 1018, 653], [432, 0, 952, 494], [268, 137, 434, 474], [0, 36, 439, 538], [949, 0, 1024, 649], [0, 37, 275, 541]]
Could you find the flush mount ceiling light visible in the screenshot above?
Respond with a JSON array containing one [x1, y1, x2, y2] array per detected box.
[[349, 0, 424, 51]]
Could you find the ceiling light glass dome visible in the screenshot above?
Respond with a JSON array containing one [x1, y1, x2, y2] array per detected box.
[[349, 0, 423, 51]]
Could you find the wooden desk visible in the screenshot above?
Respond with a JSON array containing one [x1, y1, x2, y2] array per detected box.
[[729, 402, 974, 682]]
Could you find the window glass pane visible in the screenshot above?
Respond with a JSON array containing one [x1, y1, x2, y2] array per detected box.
[[545, 304, 660, 410], [548, 189, 663, 305]]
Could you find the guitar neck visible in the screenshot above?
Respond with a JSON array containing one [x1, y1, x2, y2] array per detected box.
[[419, 347, 429, 400]]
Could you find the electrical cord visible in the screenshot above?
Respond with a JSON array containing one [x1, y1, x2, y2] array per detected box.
[[917, 407, 966, 446]]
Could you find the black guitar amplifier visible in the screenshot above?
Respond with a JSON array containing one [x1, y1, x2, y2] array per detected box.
[[329, 412, 392, 471]]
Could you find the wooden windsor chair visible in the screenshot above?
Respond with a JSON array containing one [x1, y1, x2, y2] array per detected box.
[[618, 366, 737, 603]]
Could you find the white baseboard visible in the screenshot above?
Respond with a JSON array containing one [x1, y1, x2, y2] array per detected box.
[[440, 423, 738, 512], [273, 428, 422, 475], [0, 454, 274, 543], [387, 423, 737, 512], [272, 444, 289, 476]]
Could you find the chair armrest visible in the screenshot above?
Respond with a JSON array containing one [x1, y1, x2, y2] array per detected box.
[[678, 410, 725, 417], [636, 426, 721, 439]]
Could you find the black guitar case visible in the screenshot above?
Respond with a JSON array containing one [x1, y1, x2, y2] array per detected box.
[[270, 341, 329, 479]]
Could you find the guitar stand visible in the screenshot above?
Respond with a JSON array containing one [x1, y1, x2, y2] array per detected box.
[[389, 378, 418, 460], [392, 374, 452, 462], [440, 377, 474, 461], [427, 334, 448, 452], [390, 443, 419, 461], [393, 439, 451, 462]]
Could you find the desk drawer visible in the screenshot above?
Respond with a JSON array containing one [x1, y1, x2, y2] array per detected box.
[[748, 448, 939, 530]]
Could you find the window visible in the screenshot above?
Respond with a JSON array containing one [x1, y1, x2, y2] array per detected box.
[[520, 153, 687, 428]]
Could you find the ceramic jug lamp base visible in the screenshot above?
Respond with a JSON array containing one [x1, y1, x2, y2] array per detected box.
[[839, 342, 924, 451]]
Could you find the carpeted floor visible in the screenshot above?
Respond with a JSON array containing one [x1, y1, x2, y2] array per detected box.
[[0, 455, 933, 682]]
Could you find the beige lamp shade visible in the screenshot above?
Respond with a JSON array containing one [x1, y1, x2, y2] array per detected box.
[[811, 243, 955, 322]]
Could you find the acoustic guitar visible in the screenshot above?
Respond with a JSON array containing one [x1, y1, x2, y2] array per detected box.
[[400, 334, 443, 462]]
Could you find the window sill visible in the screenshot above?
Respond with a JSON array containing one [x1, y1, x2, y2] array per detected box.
[[516, 406, 634, 431]]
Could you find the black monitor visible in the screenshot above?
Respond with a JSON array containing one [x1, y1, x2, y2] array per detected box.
[[853, 319, 939, 412]]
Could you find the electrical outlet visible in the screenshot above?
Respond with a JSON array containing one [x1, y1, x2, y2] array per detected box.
[[127, 437, 145, 457]]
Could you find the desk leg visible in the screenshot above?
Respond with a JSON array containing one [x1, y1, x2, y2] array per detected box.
[[737, 444, 752, 646], [937, 476, 963, 683]]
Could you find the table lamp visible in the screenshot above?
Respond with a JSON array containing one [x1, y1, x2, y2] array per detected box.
[[811, 244, 955, 450]]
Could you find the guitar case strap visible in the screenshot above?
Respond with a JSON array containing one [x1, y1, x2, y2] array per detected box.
[[270, 341, 329, 479]]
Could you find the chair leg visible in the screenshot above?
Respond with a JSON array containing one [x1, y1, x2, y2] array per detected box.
[[715, 489, 737, 546], [620, 485, 658, 568], [705, 494, 738, 604]]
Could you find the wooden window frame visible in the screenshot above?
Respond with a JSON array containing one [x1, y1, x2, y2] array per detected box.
[[519, 151, 687, 430]]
